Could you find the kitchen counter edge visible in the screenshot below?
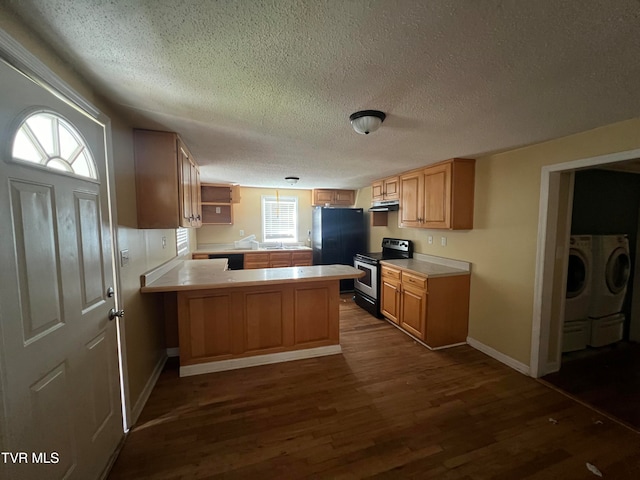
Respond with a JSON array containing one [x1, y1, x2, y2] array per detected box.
[[380, 258, 470, 278], [141, 263, 363, 293]]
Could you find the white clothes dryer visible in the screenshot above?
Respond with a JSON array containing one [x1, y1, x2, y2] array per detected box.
[[588, 234, 631, 319], [564, 235, 592, 322]]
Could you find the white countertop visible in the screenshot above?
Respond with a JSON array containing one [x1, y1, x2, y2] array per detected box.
[[141, 260, 362, 293], [381, 258, 470, 278]]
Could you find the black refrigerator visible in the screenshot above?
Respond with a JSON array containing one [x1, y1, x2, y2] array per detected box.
[[312, 207, 366, 292]]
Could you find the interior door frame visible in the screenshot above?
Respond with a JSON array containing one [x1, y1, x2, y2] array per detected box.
[[531, 147, 640, 378], [0, 28, 131, 429]]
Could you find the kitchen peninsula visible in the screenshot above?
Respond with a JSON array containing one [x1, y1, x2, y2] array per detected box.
[[141, 259, 363, 377]]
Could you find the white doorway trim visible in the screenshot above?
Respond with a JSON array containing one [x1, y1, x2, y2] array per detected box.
[[531, 147, 640, 378], [0, 27, 131, 430]]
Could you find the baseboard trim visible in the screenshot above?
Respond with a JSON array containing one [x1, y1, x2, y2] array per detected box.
[[179, 345, 342, 377], [166, 347, 179, 357], [466, 336, 531, 376], [129, 352, 167, 426]]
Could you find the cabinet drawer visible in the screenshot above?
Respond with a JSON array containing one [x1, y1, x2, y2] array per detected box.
[[381, 265, 401, 280], [269, 252, 292, 262], [291, 251, 312, 266], [402, 271, 427, 290], [192, 253, 210, 260], [244, 252, 269, 269]]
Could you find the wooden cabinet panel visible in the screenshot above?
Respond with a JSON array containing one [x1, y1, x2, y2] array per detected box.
[[291, 251, 313, 266], [381, 265, 401, 280], [384, 176, 400, 200], [244, 252, 269, 269], [371, 181, 384, 201], [269, 252, 292, 268], [401, 271, 427, 290], [372, 176, 399, 202], [424, 275, 470, 347], [333, 189, 355, 205], [399, 169, 423, 228], [244, 290, 285, 351], [179, 293, 235, 363], [423, 162, 450, 229], [400, 284, 427, 340], [312, 189, 355, 206], [294, 285, 335, 343], [134, 129, 201, 228], [380, 276, 401, 325], [176, 280, 339, 367], [399, 159, 474, 230]]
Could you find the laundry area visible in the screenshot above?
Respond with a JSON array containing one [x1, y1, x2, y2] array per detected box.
[[543, 167, 640, 430]]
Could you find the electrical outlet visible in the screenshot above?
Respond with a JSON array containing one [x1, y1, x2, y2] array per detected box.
[[162, 236, 166, 249], [240, 229, 245, 236], [428, 235, 433, 245], [440, 236, 447, 247]]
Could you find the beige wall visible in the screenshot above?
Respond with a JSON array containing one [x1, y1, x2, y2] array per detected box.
[[356, 118, 640, 366], [197, 187, 314, 245], [1, 10, 175, 417]]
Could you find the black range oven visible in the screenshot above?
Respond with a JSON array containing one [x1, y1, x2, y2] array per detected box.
[[354, 238, 412, 317]]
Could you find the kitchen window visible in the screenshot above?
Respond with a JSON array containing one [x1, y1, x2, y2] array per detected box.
[[262, 195, 298, 243], [176, 227, 189, 256]]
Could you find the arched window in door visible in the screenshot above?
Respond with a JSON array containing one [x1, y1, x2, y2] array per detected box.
[[11, 111, 97, 179]]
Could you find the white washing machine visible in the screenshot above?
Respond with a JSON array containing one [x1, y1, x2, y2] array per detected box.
[[588, 234, 631, 319], [564, 235, 592, 322], [562, 235, 592, 352]]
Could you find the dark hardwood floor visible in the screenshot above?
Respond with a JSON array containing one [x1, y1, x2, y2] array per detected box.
[[108, 296, 640, 479], [541, 341, 640, 431]]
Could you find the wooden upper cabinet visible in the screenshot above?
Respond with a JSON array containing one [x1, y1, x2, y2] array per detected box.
[[312, 189, 355, 206], [398, 169, 424, 228], [422, 162, 451, 229], [372, 176, 399, 202], [134, 129, 201, 228], [180, 145, 202, 227], [399, 158, 474, 230], [200, 184, 239, 225]]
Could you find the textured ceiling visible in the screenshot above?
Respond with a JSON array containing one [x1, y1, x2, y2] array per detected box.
[[4, 0, 640, 188]]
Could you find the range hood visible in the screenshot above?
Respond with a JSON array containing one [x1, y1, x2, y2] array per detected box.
[[369, 200, 400, 212]]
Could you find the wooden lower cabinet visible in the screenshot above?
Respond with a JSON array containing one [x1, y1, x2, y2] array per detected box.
[[380, 266, 401, 324], [176, 281, 339, 366], [291, 251, 313, 266], [400, 283, 427, 339], [243, 252, 270, 269], [380, 264, 470, 348], [244, 250, 312, 269], [268, 252, 292, 268]]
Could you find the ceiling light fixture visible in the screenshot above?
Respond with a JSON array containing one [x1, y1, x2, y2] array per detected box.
[[285, 176, 299, 185], [349, 110, 386, 135]]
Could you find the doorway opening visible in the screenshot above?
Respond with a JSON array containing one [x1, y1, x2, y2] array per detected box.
[[532, 148, 640, 431]]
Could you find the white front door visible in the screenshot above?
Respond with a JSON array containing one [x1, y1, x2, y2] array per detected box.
[[0, 59, 123, 478]]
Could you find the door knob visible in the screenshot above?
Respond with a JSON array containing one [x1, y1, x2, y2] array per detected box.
[[108, 308, 125, 321]]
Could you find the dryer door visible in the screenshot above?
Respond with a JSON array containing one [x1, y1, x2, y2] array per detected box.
[[605, 247, 630, 294], [566, 248, 588, 298]]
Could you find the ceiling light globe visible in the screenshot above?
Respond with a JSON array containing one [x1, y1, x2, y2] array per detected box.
[[349, 110, 386, 135]]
